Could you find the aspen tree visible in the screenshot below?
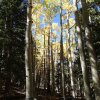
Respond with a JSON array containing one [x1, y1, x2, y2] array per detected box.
[[81, 0, 100, 100]]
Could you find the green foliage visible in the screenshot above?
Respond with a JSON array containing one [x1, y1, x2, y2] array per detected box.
[[0, 0, 26, 88], [94, 0, 100, 2]]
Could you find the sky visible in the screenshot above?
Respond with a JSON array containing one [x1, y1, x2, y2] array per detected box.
[[19, 0, 82, 38], [53, 14, 60, 25]]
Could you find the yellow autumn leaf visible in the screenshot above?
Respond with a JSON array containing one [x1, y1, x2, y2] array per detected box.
[[52, 23, 58, 29]]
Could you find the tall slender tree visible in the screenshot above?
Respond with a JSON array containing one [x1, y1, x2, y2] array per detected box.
[[73, 0, 92, 99], [25, 0, 35, 99], [60, 0, 65, 99], [81, 0, 100, 100]]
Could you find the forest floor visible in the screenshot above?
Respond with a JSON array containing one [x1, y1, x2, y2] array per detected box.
[[0, 86, 85, 100]]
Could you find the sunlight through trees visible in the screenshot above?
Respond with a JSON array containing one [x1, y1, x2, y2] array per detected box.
[[0, 0, 100, 100]]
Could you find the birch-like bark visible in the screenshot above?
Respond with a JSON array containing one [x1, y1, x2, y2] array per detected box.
[[60, 0, 65, 99], [25, 0, 34, 99], [81, 0, 100, 100], [75, 10, 92, 100]]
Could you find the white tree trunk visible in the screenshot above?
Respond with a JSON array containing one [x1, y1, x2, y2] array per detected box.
[[25, 0, 34, 100], [60, 0, 65, 99], [76, 15, 92, 100], [74, 0, 92, 99], [81, 0, 100, 100]]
